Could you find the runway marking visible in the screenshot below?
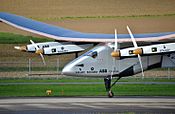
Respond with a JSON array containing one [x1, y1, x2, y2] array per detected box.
[[1, 97, 175, 104], [25, 104, 55, 109], [0, 104, 20, 111], [71, 103, 103, 109], [0, 97, 175, 114], [0, 103, 174, 112], [142, 105, 175, 109]]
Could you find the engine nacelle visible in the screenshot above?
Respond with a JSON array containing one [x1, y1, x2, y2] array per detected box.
[[43, 44, 84, 55], [133, 48, 143, 55], [15, 42, 61, 52], [15, 41, 93, 55], [116, 42, 175, 58], [26, 42, 61, 52], [111, 51, 120, 57]]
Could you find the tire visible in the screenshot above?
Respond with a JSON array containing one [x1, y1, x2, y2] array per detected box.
[[108, 91, 114, 98]]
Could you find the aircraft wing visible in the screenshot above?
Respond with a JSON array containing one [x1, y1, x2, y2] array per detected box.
[[0, 12, 175, 43]]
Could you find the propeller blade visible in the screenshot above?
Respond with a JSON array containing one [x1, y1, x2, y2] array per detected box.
[[126, 25, 138, 48], [30, 40, 39, 50], [111, 29, 118, 77], [111, 29, 120, 58], [138, 54, 144, 79], [30, 40, 46, 65], [127, 26, 144, 79], [40, 53, 46, 65], [114, 29, 118, 51]]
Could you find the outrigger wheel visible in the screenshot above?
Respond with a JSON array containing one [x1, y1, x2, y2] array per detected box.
[[104, 76, 121, 98]]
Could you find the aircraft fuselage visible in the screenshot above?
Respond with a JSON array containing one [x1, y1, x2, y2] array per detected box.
[[62, 43, 175, 78]]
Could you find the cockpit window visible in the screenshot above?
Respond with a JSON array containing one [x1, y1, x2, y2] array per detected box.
[[88, 51, 98, 58], [91, 51, 98, 58], [82, 50, 98, 59]]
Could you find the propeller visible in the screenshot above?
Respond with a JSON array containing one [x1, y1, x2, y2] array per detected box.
[[114, 29, 118, 51], [110, 29, 120, 78], [111, 29, 120, 58], [30, 40, 46, 65], [126, 26, 144, 79]]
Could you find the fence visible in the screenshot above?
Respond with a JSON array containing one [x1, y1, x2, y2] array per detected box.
[[0, 58, 175, 79], [0, 58, 62, 78]]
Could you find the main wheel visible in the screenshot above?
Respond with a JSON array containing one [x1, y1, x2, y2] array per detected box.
[[108, 90, 114, 98]]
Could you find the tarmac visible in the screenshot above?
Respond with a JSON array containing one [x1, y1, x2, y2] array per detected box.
[[0, 96, 175, 114]]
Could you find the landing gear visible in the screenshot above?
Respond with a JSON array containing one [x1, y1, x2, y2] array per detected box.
[[104, 76, 121, 98], [108, 90, 114, 98]]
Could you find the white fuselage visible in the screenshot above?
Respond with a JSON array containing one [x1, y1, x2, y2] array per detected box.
[[62, 44, 175, 77], [62, 43, 171, 77]]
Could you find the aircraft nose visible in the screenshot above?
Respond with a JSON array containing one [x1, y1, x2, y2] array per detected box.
[[62, 56, 87, 76], [62, 65, 74, 76]]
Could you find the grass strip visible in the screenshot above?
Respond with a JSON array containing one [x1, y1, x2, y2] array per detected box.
[[0, 84, 174, 97], [33, 13, 175, 21], [0, 32, 53, 44], [0, 78, 175, 83]]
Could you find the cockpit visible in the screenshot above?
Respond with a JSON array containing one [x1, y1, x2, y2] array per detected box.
[[62, 45, 108, 77], [84, 51, 98, 59]]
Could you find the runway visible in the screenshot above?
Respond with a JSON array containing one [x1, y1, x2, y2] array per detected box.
[[0, 97, 175, 114]]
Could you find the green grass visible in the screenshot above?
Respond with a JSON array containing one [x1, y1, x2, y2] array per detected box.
[[0, 32, 53, 44], [0, 78, 101, 83], [41, 13, 175, 21], [0, 78, 174, 97], [32, 13, 175, 21], [0, 77, 175, 83], [0, 84, 174, 97]]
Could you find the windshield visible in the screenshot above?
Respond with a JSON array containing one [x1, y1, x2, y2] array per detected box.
[[90, 51, 98, 58], [83, 51, 98, 59]]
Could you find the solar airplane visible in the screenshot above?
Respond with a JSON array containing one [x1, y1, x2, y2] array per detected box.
[[1, 12, 175, 97]]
